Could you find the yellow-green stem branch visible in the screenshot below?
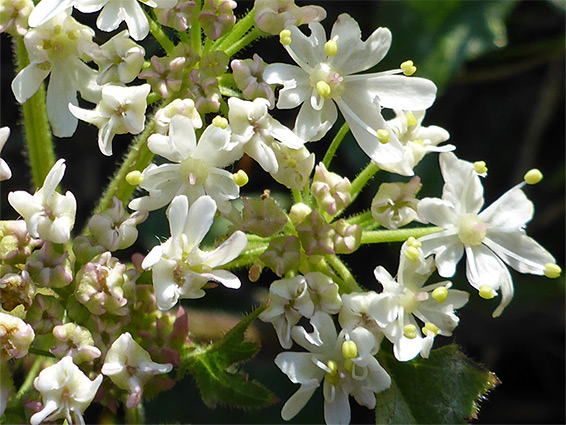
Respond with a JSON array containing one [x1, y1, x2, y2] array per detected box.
[[361, 227, 444, 244]]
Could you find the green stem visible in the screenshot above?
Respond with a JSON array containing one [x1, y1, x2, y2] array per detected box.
[[191, 0, 202, 55], [223, 244, 268, 270], [146, 11, 175, 55], [291, 189, 303, 204], [350, 161, 380, 200], [322, 122, 349, 169], [213, 7, 256, 52], [126, 403, 145, 424], [325, 255, 362, 293], [224, 27, 263, 58], [89, 120, 156, 219], [13, 37, 56, 189], [16, 357, 44, 400], [345, 210, 374, 226], [361, 226, 444, 244]]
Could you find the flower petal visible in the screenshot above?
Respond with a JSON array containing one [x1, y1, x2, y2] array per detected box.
[[201, 231, 247, 268], [479, 185, 533, 229], [263, 63, 311, 110], [184, 195, 216, 248], [417, 198, 458, 228], [439, 152, 484, 214], [294, 98, 337, 142], [47, 65, 78, 137], [285, 22, 327, 71], [200, 269, 241, 289], [11, 63, 51, 104], [418, 229, 463, 278], [324, 384, 350, 425]]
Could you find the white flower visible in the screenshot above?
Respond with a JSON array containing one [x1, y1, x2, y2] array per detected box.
[[30, 356, 102, 425], [263, 14, 437, 164], [11, 11, 100, 137], [69, 83, 150, 156], [141, 195, 247, 311], [29, 0, 176, 41], [371, 244, 469, 361], [0, 127, 12, 181], [417, 152, 558, 317], [228, 97, 304, 173], [102, 332, 172, 409], [129, 116, 242, 214], [0, 312, 35, 359], [8, 159, 76, 244], [154, 98, 202, 134], [275, 312, 390, 425], [259, 275, 315, 349], [338, 291, 385, 344], [376, 110, 454, 176]]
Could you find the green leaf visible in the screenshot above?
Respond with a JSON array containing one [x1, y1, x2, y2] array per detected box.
[[179, 304, 277, 409], [375, 344, 499, 424], [376, 0, 518, 90]]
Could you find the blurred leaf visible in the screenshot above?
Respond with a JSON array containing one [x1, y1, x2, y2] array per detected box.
[[179, 303, 277, 409], [375, 344, 499, 424], [377, 0, 518, 89]]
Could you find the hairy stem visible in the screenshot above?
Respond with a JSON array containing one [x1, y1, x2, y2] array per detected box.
[[361, 226, 444, 244], [322, 122, 349, 169], [224, 27, 263, 58], [325, 255, 362, 293], [214, 7, 256, 53], [147, 11, 175, 55]]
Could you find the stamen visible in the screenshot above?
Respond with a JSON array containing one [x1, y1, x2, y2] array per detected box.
[[474, 161, 488, 175], [524, 169, 543, 185], [342, 340, 357, 359], [407, 236, 422, 248], [316, 81, 331, 98], [422, 322, 438, 336], [324, 39, 338, 57], [279, 29, 292, 45], [125, 171, 144, 185], [403, 324, 417, 339], [479, 285, 495, 299], [544, 263, 561, 279], [431, 286, 448, 303], [377, 129, 390, 144], [405, 112, 417, 127], [212, 115, 228, 129], [404, 246, 421, 262], [401, 60, 417, 76], [325, 360, 339, 386], [233, 170, 249, 187]]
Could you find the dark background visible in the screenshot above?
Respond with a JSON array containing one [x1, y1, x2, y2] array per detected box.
[[1, 0, 564, 424]]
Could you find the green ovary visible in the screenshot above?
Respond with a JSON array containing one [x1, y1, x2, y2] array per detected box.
[[458, 213, 488, 246], [309, 63, 345, 99], [179, 157, 210, 187]]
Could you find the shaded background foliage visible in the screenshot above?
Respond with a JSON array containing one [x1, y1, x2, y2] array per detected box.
[[0, 0, 564, 423]]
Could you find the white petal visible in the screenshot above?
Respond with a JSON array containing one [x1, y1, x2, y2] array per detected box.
[[418, 230, 463, 278], [200, 269, 241, 289], [465, 245, 508, 289], [95, 1, 121, 32], [329, 15, 391, 74], [47, 66, 78, 137], [269, 118, 304, 149], [12, 63, 51, 104], [280, 381, 319, 421], [122, 0, 149, 41], [416, 198, 458, 228], [294, 98, 337, 142], [394, 332, 423, 362], [201, 231, 247, 268], [324, 386, 350, 425], [479, 185, 533, 229], [275, 352, 322, 384], [439, 152, 484, 214], [141, 245, 164, 269], [166, 195, 189, 240], [483, 229, 555, 275], [285, 22, 326, 71], [28, 0, 76, 27], [184, 195, 216, 248], [492, 265, 514, 318], [41, 158, 66, 194], [263, 64, 311, 110]]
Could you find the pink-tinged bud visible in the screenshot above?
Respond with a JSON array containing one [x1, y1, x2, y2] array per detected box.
[[198, 0, 236, 40], [295, 210, 335, 256], [26, 294, 65, 335], [200, 50, 229, 78], [187, 70, 222, 114], [154, 98, 202, 134], [371, 176, 422, 229], [26, 242, 73, 288], [254, 0, 326, 35], [72, 235, 106, 265], [242, 197, 288, 237], [0, 312, 34, 359], [51, 323, 102, 364], [74, 252, 137, 316], [332, 220, 362, 254], [231, 54, 276, 107], [155, 1, 197, 32], [270, 144, 315, 190], [0, 220, 42, 264], [311, 163, 352, 216], [260, 236, 301, 277], [304, 272, 342, 315], [0, 269, 35, 311]]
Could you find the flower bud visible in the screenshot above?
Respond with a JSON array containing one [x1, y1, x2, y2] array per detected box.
[[254, 0, 326, 35], [154, 98, 202, 134], [296, 210, 335, 256], [198, 0, 236, 40], [231, 54, 276, 107], [241, 197, 288, 237], [0, 269, 35, 311], [155, 0, 197, 32], [0, 0, 33, 36], [75, 252, 137, 316], [200, 50, 229, 78], [371, 177, 422, 229], [270, 144, 315, 190], [304, 272, 341, 314], [288, 203, 312, 226], [0, 220, 41, 264], [332, 220, 362, 254], [260, 236, 301, 277], [311, 163, 351, 216], [0, 312, 34, 359], [72, 235, 106, 265], [51, 323, 102, 364], [26, 242, 73, 288], [25, 294, 65, 335]]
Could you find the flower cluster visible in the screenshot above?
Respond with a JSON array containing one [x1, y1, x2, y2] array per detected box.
[[0, 1, 561, 424]]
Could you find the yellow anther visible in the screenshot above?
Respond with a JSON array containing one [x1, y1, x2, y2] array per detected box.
[[544, 263, 561, 279], [53, 24, 62, 35], [125, 170, 144, 186], [422, 322, 438, 336], [401, 60, 417, 76], [404, 246, 421, 262], [316, 80, 331, 98], [407, 236, 421, 249], [232, 170, 249, 187], [377, 129, 390, 144], [474, 161, 488, 175], [524, 168, 543, 185], [403, 324, 417, 339], [343, 358, 354, 374], [479, 285, 495, 300], [42, 39, 52, 50], [405, 112, 417, 127], [67, 30, 80, 40], [431, 287, 448, 304], [212, 115, 228, 129], [325, 360, 339, 385], [342, 340, 358, 359], [324, 39, 338, 57], [412, 139, 424, 145], [279, 29, 292, 45]]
